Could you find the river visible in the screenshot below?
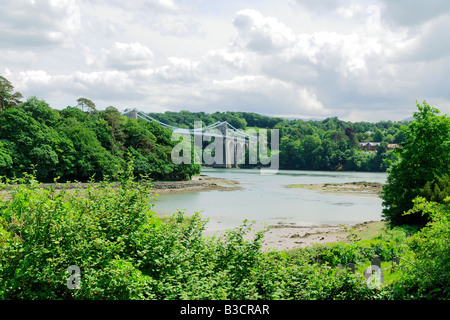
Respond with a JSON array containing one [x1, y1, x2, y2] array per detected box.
[[152, 168, 387, 232]]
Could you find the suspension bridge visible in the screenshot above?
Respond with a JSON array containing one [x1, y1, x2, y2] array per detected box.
[[122, 108, 257, 168]]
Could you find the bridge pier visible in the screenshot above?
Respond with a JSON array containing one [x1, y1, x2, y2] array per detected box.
[[212, 123, 231, 168], [123, 108, 138, 120], [211, 123, 248, 168]]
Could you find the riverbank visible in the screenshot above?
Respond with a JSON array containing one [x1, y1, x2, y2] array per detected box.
[[286, 181, 384, 195], [259, 220, 385, 251], [0, 174, 241, 195], [204, 220, 386, 252], [149, 175, 241, 194]]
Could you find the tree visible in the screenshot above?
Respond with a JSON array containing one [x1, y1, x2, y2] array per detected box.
[[0, 76, 23, 112], [0, 141, 13, 175], [0, 108, 66, 181], [420, 174, 450, 204], [22, 96, 59, 126], [372, 129, 384, 142], [101, 106, 126, 155], [58, 116, 118, 181], [76, 97, 97, 113], [381, 101, 450, 227]]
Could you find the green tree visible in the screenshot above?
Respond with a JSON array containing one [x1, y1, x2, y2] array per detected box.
[[420, 174, 450, 204], [381, 101, 450, 227], [101, 106, 126, 155], [0, 108, 67, 181], [21, 96, 60, 127], [0, 76, 23, 112], [372, 129, 384, 142], [0, 141, 13, 175], [58, 117, 118, 181], [76, 97, 97, 113]]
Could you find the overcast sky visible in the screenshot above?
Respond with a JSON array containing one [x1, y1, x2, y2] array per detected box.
[[1, 0, 450, 122]]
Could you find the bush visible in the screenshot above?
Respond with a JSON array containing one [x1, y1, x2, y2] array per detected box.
[[0, 163, 377, 300], [298, 226, 410, 268], [390, 197, 450, 299], [0, 161, 156, 299]]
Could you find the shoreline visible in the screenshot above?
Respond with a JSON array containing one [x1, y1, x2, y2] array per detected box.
[[204, 220, 385, 252], [0, 174, 241, 195], [149, 175, 241, 194], [259, 220, 385, 251], [286, 181, 384, 196]]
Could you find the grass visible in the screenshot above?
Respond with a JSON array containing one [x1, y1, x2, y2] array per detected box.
[[345, 221, 387, 240], [284, 220, 406, 289]]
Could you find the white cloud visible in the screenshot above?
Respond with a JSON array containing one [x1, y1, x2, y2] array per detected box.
[[0, 0, 81, 47], [379, 0, 450, 26], [397, 15, 450, 62], [145, 0, 179, 12], [210, 75, 329, 116], [155, 57, 200, 83], [336, 4, 364, 19], [96, 42, 154, 70], [154, 17, 202, 36], [232, 9, 297, 54]]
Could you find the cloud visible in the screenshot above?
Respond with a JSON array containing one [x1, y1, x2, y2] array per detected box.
[[83, 0, 179, 12], [293, 0, 350, 13], [90, 42, 154, 70], [143, 0, 179, 12], [0, 0, 81, 47], [397, 15, 450, 62], [335, 4, 365, 19], [208, 75, 328, 116], [379, 0, 450, 26], [14, 69, 141, 108], [153, 16, 202, 36], [294, 0, 450, 28], [232, 9, 297, 54], [154, 57, 200, 83], [224, 7, 445, 120]]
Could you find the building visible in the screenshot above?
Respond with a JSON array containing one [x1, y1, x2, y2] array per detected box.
[[359, 142, 380, 151], [359, 142, 400, 151]]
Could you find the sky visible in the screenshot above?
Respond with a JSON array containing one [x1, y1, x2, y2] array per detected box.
[[1, 0, 450, 122]]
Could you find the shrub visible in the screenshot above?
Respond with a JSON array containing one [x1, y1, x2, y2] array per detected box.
[[390, 197, 450, 299]]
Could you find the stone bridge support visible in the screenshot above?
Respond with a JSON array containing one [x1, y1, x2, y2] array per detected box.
[[212, 123, 248, 168], [123, 108, 138, 120]]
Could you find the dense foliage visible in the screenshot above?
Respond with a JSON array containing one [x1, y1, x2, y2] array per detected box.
[[148, 110, 407, 172], [0, 94, 200, 182], [389, 196, 450, 299], [1, 161, 448, 300], [381, 101, 450, 226]]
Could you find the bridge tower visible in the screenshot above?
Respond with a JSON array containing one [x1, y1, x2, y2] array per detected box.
[[213, 122, 232, 168], [211, 122, 247, 169], [123, 108, 138, 120]]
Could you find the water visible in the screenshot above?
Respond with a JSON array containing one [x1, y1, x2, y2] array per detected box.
[[152, 168, 387, 232]]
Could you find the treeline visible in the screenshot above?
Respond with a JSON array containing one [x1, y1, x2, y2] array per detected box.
[[148, 110, 408, 172], [0, 90, 200, 183]]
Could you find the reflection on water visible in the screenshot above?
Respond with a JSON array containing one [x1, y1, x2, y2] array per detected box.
[[152, 168, 387, 232]]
